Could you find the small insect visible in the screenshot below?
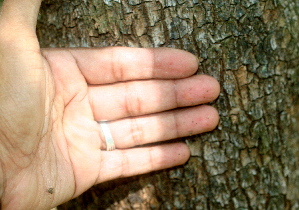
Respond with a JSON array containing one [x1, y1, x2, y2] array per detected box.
[[47, 188, 54, 194]]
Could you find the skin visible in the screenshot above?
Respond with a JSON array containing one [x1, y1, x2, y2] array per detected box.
[[0, 0, 220, 209]]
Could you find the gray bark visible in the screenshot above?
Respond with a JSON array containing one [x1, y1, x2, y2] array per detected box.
[[37, 0, 299, 209]]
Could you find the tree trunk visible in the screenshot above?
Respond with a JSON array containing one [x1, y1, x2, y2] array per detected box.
[[37, 0, 299, 209]]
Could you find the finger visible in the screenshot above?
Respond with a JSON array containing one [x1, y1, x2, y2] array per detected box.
[[100, 105, 219, 149], [68, 47, 199, 84], [0, 0, 42, 31], [97, 143, 190, 183], [0, 0, 45, 154], [90, 75, 220, 121], [0, 0, 43, 89]]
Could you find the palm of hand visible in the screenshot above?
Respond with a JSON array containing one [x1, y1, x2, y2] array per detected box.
[[0, 1, 220, 209]]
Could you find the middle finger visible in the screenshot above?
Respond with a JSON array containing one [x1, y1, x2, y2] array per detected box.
[[89, 75, 220, 121]]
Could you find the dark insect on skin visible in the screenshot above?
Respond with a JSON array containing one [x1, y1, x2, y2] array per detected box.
[[47, 188, 54, 194]]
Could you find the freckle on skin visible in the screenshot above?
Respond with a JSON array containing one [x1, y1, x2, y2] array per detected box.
[[47, 188, 54, 194]]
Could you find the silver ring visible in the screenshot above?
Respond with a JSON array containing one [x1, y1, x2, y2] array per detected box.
[[99, 121, 115, 151]]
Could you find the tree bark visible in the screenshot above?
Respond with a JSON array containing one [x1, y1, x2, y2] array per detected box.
[[37, 0, 299, 209]]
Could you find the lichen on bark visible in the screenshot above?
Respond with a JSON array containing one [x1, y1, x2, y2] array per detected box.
[[37, 0, 299, 209]]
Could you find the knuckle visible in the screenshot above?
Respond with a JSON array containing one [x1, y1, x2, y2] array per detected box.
[[130, 118, 144, 146], [172, 80, 179, 108], [111, 48, 123, 82], [172, 112, 180, 138], [124, 83, 141, 116], [120, 151, 130, 177], [148, 148, 154, 170]]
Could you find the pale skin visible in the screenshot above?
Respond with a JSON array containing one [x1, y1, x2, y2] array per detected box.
[[0, 0, 220, 209]]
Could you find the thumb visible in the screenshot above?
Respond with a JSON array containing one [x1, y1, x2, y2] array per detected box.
[[0, 0, 44, 94], [0, 0, 46, 157], [0, 0, 44, 105], [0, 0, 42, 31], [0, 0, 42, 58]]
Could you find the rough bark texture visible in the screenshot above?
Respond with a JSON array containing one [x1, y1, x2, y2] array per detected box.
[[37, 0, 299, 209]]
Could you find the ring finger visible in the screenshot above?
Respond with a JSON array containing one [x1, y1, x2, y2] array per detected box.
[[98, 105, 219, 149]]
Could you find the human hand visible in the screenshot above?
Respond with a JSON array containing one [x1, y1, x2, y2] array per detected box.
[[0, 0, 220, 209]]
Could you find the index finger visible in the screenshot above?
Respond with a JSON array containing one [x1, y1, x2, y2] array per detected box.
[[68, 47, 199, 84]]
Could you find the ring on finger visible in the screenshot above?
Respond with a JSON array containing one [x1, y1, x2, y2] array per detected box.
[[98, 121, 116, 151]]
